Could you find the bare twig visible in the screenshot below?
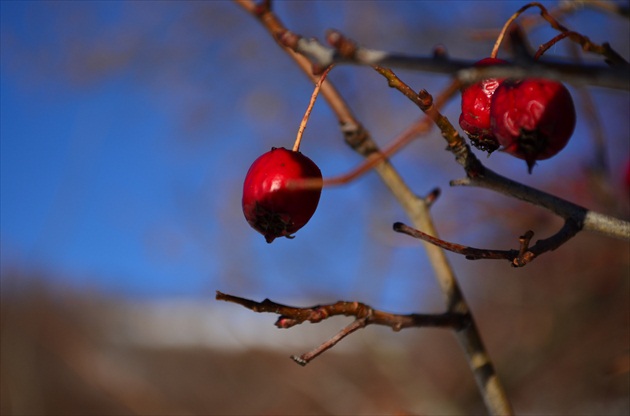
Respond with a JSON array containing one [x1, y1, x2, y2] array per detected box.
[[216, 291, 469, 366], [286, 79, 461, 191], [293, 65, 334, 152], [285, 30, 629, 90], [291, 318, 367, 366], [364, 53, 630, 242], [493, 2, 628, 65], [216, 291, 468, 330], [450, 168, 630, 241], [393, 219, 582, 267]]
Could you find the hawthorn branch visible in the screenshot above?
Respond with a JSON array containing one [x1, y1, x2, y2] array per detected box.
[[216, 291, 470, 365], [450, 168, 630, 241], [519, 1, 628, 66], [369, 55, 630, 243], [394, 219, 582, 267], [283, 29, 629, 90], [234, 1, 513, 414]]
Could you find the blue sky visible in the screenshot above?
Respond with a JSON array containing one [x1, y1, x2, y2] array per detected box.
[[1, 1, 628, 309]]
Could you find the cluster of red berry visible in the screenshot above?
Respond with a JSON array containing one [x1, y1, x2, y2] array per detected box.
[[459, 57, 576, 172]]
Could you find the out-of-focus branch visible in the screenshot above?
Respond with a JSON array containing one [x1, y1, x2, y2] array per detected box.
[[450, 168, 630, 241], [501, 2, 628, 66], [282, 30, 629, 90], [234, 0, 356, 127], [216, 291, 470, 365], [582, 0, 630, 18]]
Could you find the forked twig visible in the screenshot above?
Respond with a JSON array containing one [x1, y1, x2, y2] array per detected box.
[[216, 291, 470, 366], [394, 219, 582, 267]]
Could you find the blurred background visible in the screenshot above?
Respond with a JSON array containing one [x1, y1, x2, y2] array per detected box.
[[1, 1, 629, 414]]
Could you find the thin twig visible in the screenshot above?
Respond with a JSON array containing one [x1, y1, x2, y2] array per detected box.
[[285, 79, 462, 191], [394, 219, 583, 267], [286, 30, 629, 90], [366, 52, 630, 242], [216, 290, 470, 366], [293, 65, 334, 152], [215, 291, 468, 330], [450, 169, 630, 241], [291, 318, 367, 366]]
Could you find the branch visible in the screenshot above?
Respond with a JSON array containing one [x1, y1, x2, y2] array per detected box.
[[368, 51, 630, 243], [282, 29, 629, 90], [450, 168, 630, 241], [216, 291, 469, 366], [394, 219, 582, 267], [233, 2, 513, 413]]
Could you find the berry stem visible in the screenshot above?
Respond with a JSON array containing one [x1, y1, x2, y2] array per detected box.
[[491, 2, 541, 58], [292, 65, 334, 152]]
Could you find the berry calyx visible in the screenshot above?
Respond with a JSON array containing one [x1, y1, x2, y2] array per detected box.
[[459, 57, 508, 153], [490, 78, 576, 173], [242, 147, 322, 243]]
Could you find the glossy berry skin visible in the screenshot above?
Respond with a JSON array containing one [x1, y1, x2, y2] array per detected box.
[[242, 147, 322, 243], [491, 79, 576, 172], [459, 57, 508, 153]]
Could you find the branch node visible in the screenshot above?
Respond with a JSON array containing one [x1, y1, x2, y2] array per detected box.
[[424, 187, 441, 207], [291, 355, 308, 366], [326, 29, 357, 58], [252, 0, 271, 17], [277, 30, 300, 51]]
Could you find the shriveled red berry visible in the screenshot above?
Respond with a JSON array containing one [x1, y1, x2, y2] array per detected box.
[[242, 147, 322, 243], [459, 57, 508, 153], [490, 79, 576, 173]]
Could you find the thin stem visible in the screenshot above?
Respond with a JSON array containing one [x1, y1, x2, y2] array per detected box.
[[491, 2, 535, 57], [292, 319, 366, 366], [293, 65, 333, 152], [394, 219, 584, 267]]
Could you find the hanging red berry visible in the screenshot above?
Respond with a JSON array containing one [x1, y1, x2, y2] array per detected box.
[[490, 78, 576, 173], [459, 57, 508, 153], [242, 147, 322, 243]]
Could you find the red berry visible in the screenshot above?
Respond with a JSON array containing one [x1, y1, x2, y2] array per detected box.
[[490, 79, 576, 172], [242, 147, 322, 243], [459, 57, 508, 153]]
